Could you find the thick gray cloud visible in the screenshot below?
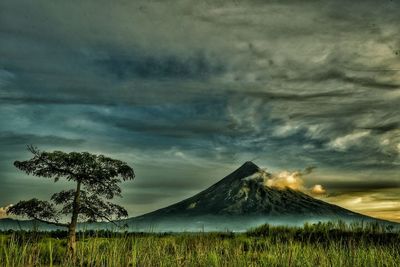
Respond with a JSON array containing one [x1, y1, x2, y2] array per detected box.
[[0, 0, 399, 218]]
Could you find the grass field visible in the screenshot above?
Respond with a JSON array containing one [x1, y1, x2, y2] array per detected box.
[[1, 221, 399, 266]]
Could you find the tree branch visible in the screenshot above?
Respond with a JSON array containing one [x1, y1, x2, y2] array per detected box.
[[83, 205, 120, 227], [32, 216, 69, 228], [28, 146, 77, 178]]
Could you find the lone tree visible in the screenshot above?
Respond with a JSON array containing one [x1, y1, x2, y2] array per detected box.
[[7, 145, 135, 254]]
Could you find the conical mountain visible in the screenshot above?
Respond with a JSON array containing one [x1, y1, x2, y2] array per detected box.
[[126, 162, 383, 231]]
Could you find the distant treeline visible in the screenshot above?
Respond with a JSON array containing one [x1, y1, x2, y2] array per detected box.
[[1, 220, 399, 242]]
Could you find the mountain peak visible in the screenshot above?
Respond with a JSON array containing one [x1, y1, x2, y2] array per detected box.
[[222, 161, 260, 183], [236, 161, 259, 173]]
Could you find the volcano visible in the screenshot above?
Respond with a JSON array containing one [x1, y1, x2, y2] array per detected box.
[[125, 162, 388, 231]]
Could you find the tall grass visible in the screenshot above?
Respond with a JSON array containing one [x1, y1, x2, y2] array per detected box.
[[1, 221, 399, 266]]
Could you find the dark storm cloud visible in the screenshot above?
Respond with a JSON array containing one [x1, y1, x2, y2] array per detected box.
[[97, 52, 225, 80], [362, 122, 400, 134], [0, 132, 84, 148], [243, 90, 356, 101], [324, 180, 400, 193], [295, 69, 400, 90], [0, 0, 399, 217], [85, 100, 244, 140], [124, 191, 175, 205]]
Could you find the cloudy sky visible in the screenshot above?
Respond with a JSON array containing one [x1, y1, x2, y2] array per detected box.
[[0, 0, 399, 221]]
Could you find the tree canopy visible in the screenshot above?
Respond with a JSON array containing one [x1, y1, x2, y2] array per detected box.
[[7, 145, 135, 253]]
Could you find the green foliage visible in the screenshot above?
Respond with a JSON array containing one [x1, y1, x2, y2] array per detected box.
[[14, 145, 134, 198], [7, 146, 134, 226], [7, 199, 58, 222]]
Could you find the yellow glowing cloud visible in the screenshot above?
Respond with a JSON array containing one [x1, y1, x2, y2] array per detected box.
[[263, 167, 324, 195], [0, 204, 13, 219], [311, 184, 326, 195], [265, 170, 304, 190]]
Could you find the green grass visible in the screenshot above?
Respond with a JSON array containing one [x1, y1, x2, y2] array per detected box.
[[1, 222, 399, 266]]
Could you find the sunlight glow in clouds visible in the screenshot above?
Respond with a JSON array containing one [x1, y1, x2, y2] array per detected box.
[[0, 204, 13, 219], [320, 191, 400, 223], [265, 171, 305, 191], [251, 168, 328, 196], [311, 184, 327, 195]]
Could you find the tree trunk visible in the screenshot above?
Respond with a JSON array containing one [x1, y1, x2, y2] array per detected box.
[[68, 180, 81, 256]]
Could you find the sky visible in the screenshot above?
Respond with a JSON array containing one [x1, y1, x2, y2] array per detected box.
[[0, 0, 399, 222]]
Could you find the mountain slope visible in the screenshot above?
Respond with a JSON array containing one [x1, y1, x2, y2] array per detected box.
[[126, 162, 388, 231]]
